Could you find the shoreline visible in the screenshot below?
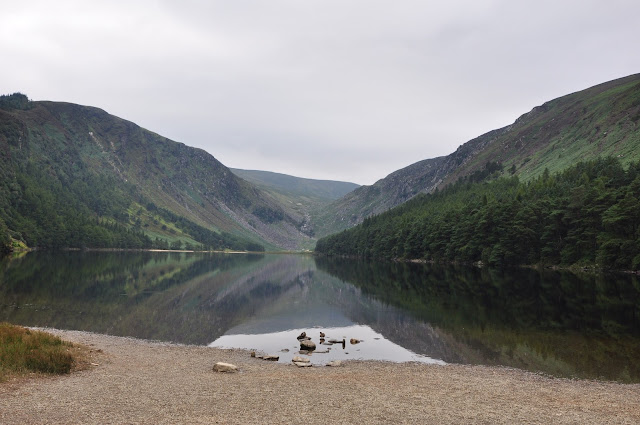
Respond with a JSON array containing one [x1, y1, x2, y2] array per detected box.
[[1, 329, 639, 424]]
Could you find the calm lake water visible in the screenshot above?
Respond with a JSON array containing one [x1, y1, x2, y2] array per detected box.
[[1, 251, 639, 382]]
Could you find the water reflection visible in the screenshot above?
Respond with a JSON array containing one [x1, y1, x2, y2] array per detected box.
[[1, 251, 639, 382], [315, 257, 640, 382]]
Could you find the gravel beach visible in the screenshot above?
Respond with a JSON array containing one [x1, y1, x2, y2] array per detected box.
[[1, 329, 639, 424]]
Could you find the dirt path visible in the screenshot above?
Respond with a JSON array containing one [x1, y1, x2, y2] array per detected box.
[[1, 329, 639, 424]]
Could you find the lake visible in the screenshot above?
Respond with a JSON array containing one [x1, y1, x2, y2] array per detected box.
[[1, 251, 639, 382]]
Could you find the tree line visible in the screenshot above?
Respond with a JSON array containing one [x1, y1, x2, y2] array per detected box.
[[316, 157, 640, 270]]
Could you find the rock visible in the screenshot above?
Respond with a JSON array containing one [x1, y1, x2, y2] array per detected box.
[[314, 349, 330, 354], [298, 350, 310, 355], [292, 356, 310, 363], [281, 348, 290, 352], [326, 360, 342, 367], [293, 361, 312, 368], [320, 332, 325, 338], [261, 355, 279, 361], [350, 338, 361, 344], [213, 362, 238, 373], [328, 338, 344, 344], [300, 340, 316, 351], [322, 342, 333, 346], [250, 351, 256, 357], [296, 331, 307, 340]]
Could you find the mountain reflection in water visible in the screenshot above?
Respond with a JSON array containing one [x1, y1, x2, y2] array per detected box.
[[1, 251, 639, 382]]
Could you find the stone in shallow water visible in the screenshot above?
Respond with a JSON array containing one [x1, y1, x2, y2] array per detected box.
[[293, 361, 312, 368], [261, 355, 279, 361], [213, 362, 238, 373], [292, 356, 310, 363], [300, 340, 316, 351]]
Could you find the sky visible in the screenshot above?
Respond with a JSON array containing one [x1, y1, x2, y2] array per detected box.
[[1, 1, 640, 185]]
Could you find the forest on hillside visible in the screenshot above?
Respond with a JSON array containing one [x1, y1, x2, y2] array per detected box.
[[0, 162, 264, 254], [316, 158, 640, 270]]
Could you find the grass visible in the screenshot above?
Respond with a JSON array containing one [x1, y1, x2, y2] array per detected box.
[[0, 323, 79, 382]]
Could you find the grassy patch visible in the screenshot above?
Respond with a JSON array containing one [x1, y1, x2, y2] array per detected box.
[[0, 323, 78, 381]]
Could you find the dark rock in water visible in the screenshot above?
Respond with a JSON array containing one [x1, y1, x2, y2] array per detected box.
[[281, 348, 290, 352], [328, 338, 344, 344], [300, 340, 316, 351], [320, 332, 325, 338], [299, 350, 310, 355], [261, 355, 279, 361], [296, 331, 307, 340], [350, 338, 361, 344]]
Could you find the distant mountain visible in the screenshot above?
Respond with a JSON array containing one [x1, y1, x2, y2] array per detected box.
[[231, 169, 359, 244], [314, 73, 640, 237], [0, 94, 313, 251], [231, 169, 359, 201]]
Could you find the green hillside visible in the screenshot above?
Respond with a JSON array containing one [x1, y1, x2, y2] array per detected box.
[[315, 73, 640, 238], [231, 169, 359, 200], [231, 168, 359, 245], [0, 94, 313, 253], [316, 157, 640, 270]]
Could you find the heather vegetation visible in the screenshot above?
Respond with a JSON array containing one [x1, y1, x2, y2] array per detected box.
[[316, 158, 640, 270], [0, 323, 76, 381]]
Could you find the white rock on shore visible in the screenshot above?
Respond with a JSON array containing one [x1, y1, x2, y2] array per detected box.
[[213, 362, 239, 373]]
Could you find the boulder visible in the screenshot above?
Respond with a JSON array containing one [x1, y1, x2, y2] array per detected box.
[[213, 362, 238, 373], [292, 356, 310, 363], [300, 340, 316, 351]]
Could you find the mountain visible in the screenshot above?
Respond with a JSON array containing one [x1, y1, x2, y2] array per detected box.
[[0, 94, 313, 251], [230, 169, 359, 201], [314, 73, 640, 237], [231, 169, 359, 243]]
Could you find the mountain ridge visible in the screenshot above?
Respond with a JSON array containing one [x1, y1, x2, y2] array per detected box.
[[0, 95, 313, 251], [313, 73, 640, 237]]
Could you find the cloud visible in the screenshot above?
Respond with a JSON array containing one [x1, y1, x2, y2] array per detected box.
[[1, 0, 639, 184]]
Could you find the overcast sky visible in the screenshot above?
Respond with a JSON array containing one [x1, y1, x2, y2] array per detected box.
[[2, 1, 639, 185]]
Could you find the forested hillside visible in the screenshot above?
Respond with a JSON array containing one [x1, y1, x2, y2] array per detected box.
[[316, 158, 640, 270], [0, 93, 311, 253], [315, 74, 640, 238]]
